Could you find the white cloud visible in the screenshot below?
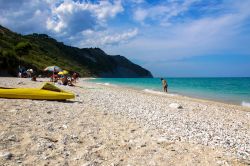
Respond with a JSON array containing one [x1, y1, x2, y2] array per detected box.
[[134, 8, 148, 22], [46, 0, 123, 33], [77, 28, 138, 47], [94, 0, 124, 20], [0, 0, 51, 34], [133, 0, 199, 25], [106, 0, 250, 67], [81, 29, 95, 36], [0, 0, 124, 36], [0, 0, 131, 46], [128, 0, 145, 4]]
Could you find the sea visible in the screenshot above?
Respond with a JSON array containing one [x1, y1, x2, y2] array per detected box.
[[87, 77, 250, 107]]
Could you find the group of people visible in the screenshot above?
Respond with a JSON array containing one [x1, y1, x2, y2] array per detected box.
[[18, 66, 168, 91], [50, 72, 79, 86], [18, 66, 37, 81], [18, 66, 29, 78], [18, 66, 80, 85]]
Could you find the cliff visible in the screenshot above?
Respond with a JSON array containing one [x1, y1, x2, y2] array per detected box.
[[0, 25, 153, 77]]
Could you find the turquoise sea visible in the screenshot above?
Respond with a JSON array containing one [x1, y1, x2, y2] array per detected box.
[[87, 77, 250, 106]]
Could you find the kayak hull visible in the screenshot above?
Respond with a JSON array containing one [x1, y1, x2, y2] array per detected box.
[[0, 87, 75, 100]]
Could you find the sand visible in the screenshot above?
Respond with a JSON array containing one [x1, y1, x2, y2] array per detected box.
[[0, 77, 249, 166]]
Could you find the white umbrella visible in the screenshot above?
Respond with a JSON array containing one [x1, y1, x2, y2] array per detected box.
[[44, 66, 62, 82], [27, 69, 33, 73], [44, 66, 62, 72]]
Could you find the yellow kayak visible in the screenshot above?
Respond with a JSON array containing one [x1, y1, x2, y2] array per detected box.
[[0, 82, 75, 100]]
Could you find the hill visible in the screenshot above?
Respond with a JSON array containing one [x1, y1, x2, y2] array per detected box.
[[0, 25, 153, 77]]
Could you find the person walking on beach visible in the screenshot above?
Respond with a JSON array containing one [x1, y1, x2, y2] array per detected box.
[[161, 78, 168, 92]]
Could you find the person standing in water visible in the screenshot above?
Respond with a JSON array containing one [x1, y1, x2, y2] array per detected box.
[[161, 78, 168, 92]]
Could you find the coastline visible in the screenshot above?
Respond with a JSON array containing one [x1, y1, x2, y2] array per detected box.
[[86, 79, 250, 109], [0, 77, 250, 165]]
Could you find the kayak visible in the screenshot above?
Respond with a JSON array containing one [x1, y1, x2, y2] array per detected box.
[[0, 82, 75, 100]]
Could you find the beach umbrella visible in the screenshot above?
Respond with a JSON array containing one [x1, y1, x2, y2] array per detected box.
[[58, 71, 64, 75], [44, 66, 62, 82], [27, 69, 33, 73], [44, 66, 62, 72], [58, 70, 69, 75], [63, 70, 69, 74]]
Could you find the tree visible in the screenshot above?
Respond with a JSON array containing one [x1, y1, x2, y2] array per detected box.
[[14, 41, 32, 57]]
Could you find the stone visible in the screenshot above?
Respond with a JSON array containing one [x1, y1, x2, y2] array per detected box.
[[7, 135, 17, 141], [169, 103, 183, 109], [17, 81, 25, 85], [62, 124, 68, 129], [0, 152, 13, 160], [46, 142, 54, 149]]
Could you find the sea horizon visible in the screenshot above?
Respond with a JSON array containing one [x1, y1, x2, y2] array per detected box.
[[153, 76, 250, 78]]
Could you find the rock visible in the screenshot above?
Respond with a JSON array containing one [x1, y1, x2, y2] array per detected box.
[[17, 81, 25, 85], [46, 142, 54, 149], [71, 134, 78, 139], [62, 124, 68, 129], [82, 161, 91, 166], [156, 137, 168, 143], [64, 151, 70, 157], [63, 135, 69, 145], [0, 152, 13, 160], [41, 136, 58, 142], [169, 103, 183, 109], [7, 135, 17, 141], [9, 109, 18, 112]]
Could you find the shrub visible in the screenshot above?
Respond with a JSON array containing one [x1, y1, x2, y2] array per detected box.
[[14, 41, 32, 56]]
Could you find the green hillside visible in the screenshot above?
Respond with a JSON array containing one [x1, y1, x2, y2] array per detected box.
[[0, 25, 152, 77]]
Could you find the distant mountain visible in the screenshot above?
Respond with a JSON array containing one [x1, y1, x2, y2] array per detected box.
[[0, 25, 153, 77]]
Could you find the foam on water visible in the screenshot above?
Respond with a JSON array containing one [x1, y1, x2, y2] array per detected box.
[[104, 83, 110, 86], [242, 101, 250, 107], [96, 82, 110, 86], [143, 89, 177, 96], [96, 82, 117, 86]]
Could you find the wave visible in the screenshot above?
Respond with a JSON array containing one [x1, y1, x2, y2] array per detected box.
[[241, 101, 250, 107], [96, 82, 117, 86], [143, 89, 177, 96], [81, 77, 96, 81], [104, 82, 110, 86], [96, 82, 109, 85]]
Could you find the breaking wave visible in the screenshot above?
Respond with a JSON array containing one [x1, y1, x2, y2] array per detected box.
[[96, 82, 117, 86], [143, 89, 177, 96], [241, 101, 250, 107]]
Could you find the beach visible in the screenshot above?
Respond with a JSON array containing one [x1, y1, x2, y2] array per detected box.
[[0, 77, 250, 165]]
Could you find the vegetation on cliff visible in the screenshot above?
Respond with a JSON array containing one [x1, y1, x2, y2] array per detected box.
[[0, 25, 152, 77]]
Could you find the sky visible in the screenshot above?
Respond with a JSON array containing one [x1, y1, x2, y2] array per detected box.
[[0, 0, 250, 77]]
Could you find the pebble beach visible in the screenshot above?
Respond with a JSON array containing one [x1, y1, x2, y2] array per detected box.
[[0, 77, 250, 165]]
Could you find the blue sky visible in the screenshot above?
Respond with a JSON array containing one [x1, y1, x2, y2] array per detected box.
[[0, 0, 250, 77]]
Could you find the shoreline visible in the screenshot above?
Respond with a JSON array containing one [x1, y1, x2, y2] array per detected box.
[[1, 77, 250, 165], [86, 79, 250, 109]]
